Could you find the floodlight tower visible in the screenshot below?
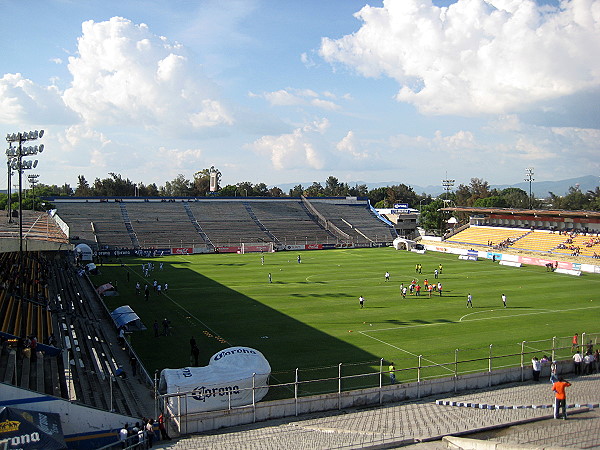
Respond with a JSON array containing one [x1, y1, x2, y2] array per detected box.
[[6, 161, 14, 223], [5, 130, 45, 254], [28, 174, 40, 211], [442, 178, 455, 201], [525, 167, 534, 209]]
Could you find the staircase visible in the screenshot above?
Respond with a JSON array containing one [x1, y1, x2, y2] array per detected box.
[[242, 202, 280, 244], [183, 203, 214, 249], [119, 204, 140, 248]]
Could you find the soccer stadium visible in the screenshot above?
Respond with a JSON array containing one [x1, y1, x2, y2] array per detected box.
[[1, 195, 599, 449]]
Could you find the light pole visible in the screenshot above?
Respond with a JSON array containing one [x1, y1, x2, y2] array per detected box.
[[28, 174, 39, 211], [6, 162, 13, 223], [6, 130, 45, 254], [441, 178, 455, 235], [525, 168, 534, 209]]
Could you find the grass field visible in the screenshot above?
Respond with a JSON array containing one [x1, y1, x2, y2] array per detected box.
[[96, 247, 600, 395]]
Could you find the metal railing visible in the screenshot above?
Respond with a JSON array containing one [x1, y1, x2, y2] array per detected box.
[[158, 331, 599, 434]]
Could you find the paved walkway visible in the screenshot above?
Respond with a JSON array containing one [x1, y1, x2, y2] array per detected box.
[[145, 373, 600, 449]]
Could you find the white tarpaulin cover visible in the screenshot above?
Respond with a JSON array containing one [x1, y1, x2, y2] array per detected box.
[[75, 243, 93, 261], [110, 305, 147, 331], [159, 347, 271, 413]]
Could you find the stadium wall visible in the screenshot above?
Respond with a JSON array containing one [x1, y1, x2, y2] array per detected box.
[[0, 237, 72, 253], [175, 361, 572, 434]]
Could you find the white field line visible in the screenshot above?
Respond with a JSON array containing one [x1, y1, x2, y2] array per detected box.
[[363, 305, 600, 335], [458, 308, 554, 322], [125, 263, 226, 341], [358, 330, 455, 374], [358, 304, 600, 370]]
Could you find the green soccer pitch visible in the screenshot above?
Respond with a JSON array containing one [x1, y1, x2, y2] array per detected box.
[[96, 247, 600, 394]]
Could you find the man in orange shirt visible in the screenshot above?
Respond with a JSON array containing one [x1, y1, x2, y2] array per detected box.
[[552, 377, 572, 420]]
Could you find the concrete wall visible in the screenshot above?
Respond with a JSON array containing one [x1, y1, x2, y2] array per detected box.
[[0, 237, 73, 253], [175, 362, 571, 434]]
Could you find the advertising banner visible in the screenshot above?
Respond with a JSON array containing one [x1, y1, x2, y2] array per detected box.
[[172, 247, 193, 255], [306, 243, 322, 250], [216, 246, 241, 253], [284, 245, 305, 251], [0, 407, 66, 450]]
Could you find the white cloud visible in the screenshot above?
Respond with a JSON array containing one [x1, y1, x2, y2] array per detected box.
[[0, 73, 73, 124], [63, 17, 233, 132], [336, 131, 369, 159], [320, 0, 600, 115], [250, 118, 329, 170], [255, 88, 342, 111]]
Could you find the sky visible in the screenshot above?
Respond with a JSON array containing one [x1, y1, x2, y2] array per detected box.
[[1, 0, 599, 192]]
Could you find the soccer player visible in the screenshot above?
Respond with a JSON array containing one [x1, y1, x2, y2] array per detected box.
[[438, 264, 443, 273], [359, 295, 365, 308], [434, 269, 438, 279], [502, 293, 507, 308], [467, 293, 473, 308], [385, 271, 390, 282], [438, 283, 442, 296], [402, 287, 407, 298]]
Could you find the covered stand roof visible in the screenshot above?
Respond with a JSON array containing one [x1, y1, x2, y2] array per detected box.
[[440, 206, 600, 220]]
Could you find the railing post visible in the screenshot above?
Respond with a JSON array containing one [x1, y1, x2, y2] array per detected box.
[[295, 368, 299, 416], [417, 355, 422, 399], [488, 344, 493, 387], [379, 358, 383, 405], [521, 341, 525, 382], [338, 363, 342, 410], [252, 373, 257, 422], [582, 332, 586, 352], [551, 336, 556, 362], [454, 348, 458, 393]]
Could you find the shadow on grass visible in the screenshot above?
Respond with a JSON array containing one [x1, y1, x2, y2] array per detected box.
[[100, 258, 382, 400]]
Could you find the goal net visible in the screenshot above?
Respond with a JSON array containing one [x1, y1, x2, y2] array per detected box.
[[240, 242, 274, 254]]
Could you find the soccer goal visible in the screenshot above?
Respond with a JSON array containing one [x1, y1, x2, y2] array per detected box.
[[240, 242, 274, 254]]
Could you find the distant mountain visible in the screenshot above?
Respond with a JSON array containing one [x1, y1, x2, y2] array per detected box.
[[272, 175, 599, 199]]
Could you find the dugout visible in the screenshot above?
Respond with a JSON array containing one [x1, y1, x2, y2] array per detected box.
[[159, 346, 271, 413]]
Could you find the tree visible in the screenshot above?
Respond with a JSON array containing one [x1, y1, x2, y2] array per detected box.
[[289, 184, 304, 197], [499, 187, 529, 209], [348, 184, 368, 197], [268, 186, 285, 197], [75, 175, 92, 196], [419, 198, 447, 235], [548, 186, 588, 210], [304, 182, 324, 197], [473, 196, 508, 208], [218, 185, 238, 196], [91, 173, 135, 196], [368, 187, 387, 205], [161, 174, 192, 196]]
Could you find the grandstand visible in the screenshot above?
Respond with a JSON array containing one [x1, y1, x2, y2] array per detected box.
[[48, 196, 398, 250], [0, 249, 154, 447], [440, 206, 600, 260]]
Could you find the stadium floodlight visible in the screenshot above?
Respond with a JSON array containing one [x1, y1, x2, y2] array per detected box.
[[4, 128, 46, 254], [525, 168, 534, 209]]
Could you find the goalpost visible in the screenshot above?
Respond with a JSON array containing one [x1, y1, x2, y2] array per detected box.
[[240, 242, 274, 254]]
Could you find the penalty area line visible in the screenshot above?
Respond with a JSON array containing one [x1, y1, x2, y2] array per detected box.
[[358, 331, 455, 374]]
